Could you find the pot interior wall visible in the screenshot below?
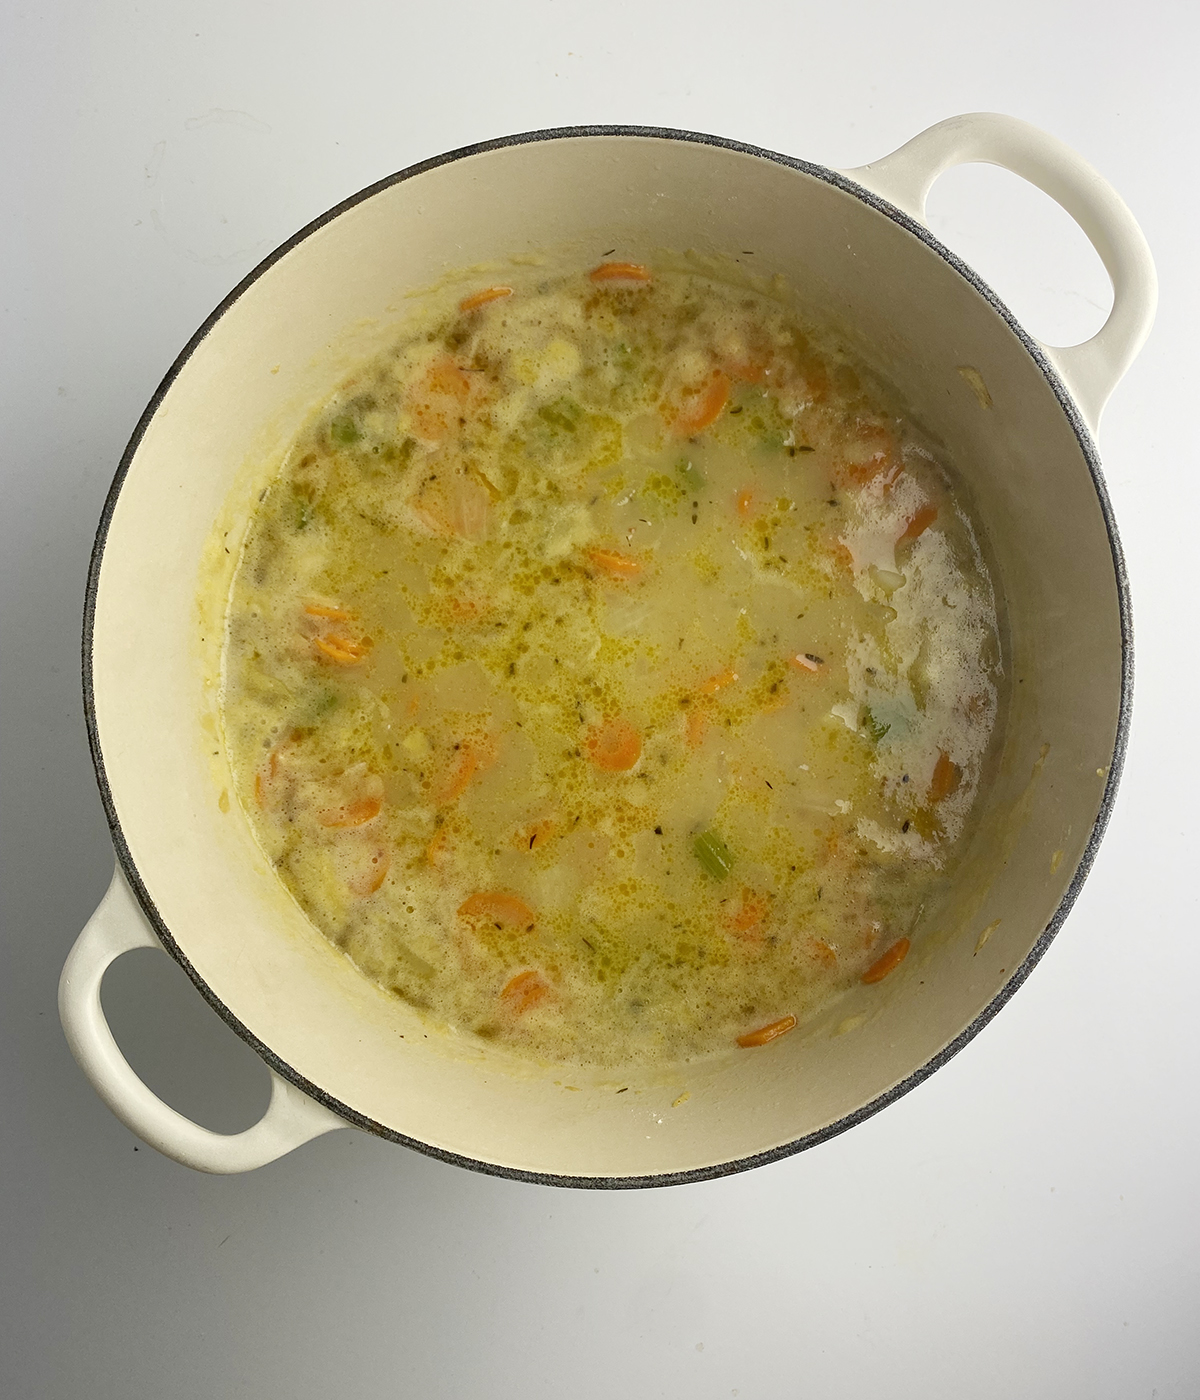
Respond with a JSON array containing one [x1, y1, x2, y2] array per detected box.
[[91, 134, 1122, 1179]]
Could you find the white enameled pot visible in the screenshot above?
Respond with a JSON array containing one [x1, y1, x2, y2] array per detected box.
[[60, 114, 1156, 1184]]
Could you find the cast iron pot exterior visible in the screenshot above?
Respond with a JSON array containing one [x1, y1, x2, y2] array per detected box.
[[61, 117, 1155, 1182]]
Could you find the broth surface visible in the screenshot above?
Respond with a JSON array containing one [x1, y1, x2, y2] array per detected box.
[[222, 262, 1003, 1067]]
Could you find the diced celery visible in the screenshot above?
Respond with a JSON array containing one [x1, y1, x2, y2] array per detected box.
[[692, 830, 734, 879], [676, 458, 705, 493], [538, 398, 584, 433], [862, 708, 891, 743], [330, 415, 360, 446]]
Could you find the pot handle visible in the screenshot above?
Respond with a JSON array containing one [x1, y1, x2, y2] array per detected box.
[[840, 112, 1157, 431], [58, 863, 347, 1173]]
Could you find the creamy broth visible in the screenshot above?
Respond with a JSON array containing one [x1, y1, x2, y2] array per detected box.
[[221, 261, 1003, 1067]]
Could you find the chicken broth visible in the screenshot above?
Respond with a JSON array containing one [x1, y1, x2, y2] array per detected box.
[[221, 261, 1004, 1067]]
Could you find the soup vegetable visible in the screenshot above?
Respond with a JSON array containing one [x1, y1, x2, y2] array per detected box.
[[221, 261, 1003, 1067]]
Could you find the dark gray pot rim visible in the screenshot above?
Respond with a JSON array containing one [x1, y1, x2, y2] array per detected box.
[[82, 123, 1132, 1189]]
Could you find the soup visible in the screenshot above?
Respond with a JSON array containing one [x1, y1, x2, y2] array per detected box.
[[221, 260, 1003, 1067]]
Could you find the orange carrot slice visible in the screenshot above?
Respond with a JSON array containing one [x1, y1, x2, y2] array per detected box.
[[899, 502, 938, 543], [501, 968, 551, 1015], [586, 718, 642, 772], [862, 937, 910, 984], [671, 370, 730, 437], [313, 634, 370, 665], [824, 537, 855, 577], [685, 707, 708, 749], [699, 667, 738, 695], [721, 349, 771, 384], [586, 546, 642, 580], [254, 738, 294, 808], [835, 421, 900, 488], [736, 1015, 797, 1048], [458, 891, 537, 928], [459, 285, 513, 312], [438, 739, 494, 804], [426, 357, 471, 400], [318, 794, 383, 828], [589, 261, 651, 283], [726, 888, 768, 936], [304, 601, 354, 621], [928, 751, 962, 803], [426, 827, 450, 869], [442, 595, 492, 624], [810, 938, 838, 969], [736, 487, 755, 518], [409, 356, 473, 442], [349, 848, 391, 896]]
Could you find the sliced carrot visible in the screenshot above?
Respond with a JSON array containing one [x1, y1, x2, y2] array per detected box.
[[928, 751, 962, 803], [426, 827, 450, 869], [586, 718, 643, 772], [349, 848, 391, 896], [810, 938, 838, 969], [438, 739, 495, 804], [319, 794, 383, 829], [899, 502, 938, 543], [409, 501, 452, 537], [304, 601, 354, 621], [442, 595, 492, 624], [670, 370, 730, 437], [835, 421, 900, 488], [586, 546, 642, 580], [794, 351, 831, 404], [736, 487, 755, 518], [699, 667, 738, 695], [721, 348, 771, 384], [459, 285, 513, 312], [313, 633, 371, 665], [736, 1014, 797, 1048], [254, 738, 294, 808], [825, 538, 855, 577], [589, 261, 651, 283], [862, 937, 910, 984], [458, 891, 537, 929], [685, 707, 708, 749], [410, 356, 473, 442], [426, 357, 471, 400], [501, 968, 551, 1015], [822, 828, 847, 864], [726, 887, 768, 937]]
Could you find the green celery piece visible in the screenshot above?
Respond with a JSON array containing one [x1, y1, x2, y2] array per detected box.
[[676, 458, 705, 493], [538, 398, 584, 433], [330, 415, 360, 446], [692, 830, 734, 879], [862, 707, 891, 743], [305, 686, 340, 720]]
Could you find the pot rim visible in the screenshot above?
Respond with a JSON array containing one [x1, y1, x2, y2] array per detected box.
[[82, 123, 1133, 1189]]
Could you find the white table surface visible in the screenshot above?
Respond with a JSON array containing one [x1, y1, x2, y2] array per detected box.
[[3, 3, 1197, 1396]]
